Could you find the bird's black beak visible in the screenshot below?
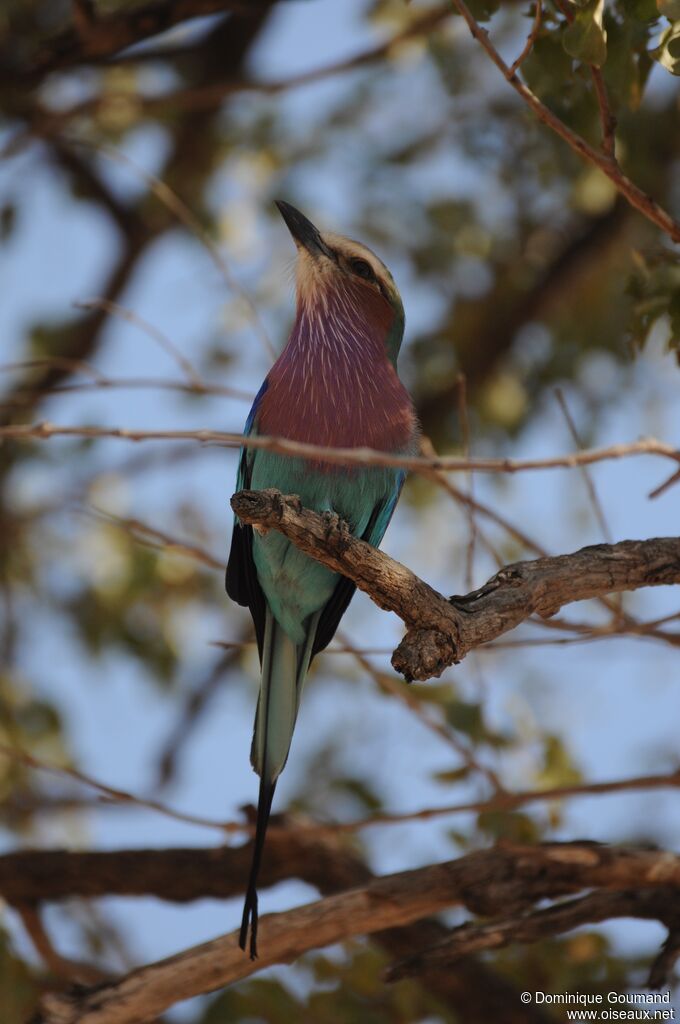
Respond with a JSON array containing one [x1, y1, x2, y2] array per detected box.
[[275, 200, 334, 260]]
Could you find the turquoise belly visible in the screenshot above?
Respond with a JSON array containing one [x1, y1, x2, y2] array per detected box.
[[250, 452, 396, 643]]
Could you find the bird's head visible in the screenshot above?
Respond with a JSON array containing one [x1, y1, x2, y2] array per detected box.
[[275, 200, 405, 363]]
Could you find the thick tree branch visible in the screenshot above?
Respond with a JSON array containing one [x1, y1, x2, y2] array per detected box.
[[2, 838, 554, 1024], [0, 835, 369, 906], [34, 841, 680, 1023], [231, 489, 680, 681]]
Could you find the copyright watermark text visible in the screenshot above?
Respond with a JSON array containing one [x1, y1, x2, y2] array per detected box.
[[520, 991, 675, 1020]]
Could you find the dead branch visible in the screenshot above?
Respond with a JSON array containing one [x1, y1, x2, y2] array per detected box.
[[2, 839, 556, 1023], [230, 489, 680, 681], [33, 841, 680, 1023]]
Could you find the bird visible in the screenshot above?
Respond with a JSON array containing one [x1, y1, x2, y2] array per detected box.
[[226, 200, 417, 958]]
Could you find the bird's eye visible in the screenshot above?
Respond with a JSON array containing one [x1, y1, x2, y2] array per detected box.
[[350, 258, 376, 282]]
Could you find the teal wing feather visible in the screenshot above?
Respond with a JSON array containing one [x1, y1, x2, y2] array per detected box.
[[311, 470, 405, 657], [226, 380, 268, 657]]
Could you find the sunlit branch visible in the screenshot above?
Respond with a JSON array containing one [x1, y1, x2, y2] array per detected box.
[[34, 841, 680, 1022], [231, 489, 680, 682], [2, 422, 678, 480]]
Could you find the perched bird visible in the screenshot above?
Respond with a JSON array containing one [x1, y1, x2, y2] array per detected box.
[[226, 201, 417, 958]]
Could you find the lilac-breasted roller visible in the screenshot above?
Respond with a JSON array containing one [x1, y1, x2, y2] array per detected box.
[[226, 201, 417, 958]]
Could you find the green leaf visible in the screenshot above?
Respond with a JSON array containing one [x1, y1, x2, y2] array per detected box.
[[652, 20, 680, 73], [445, 699, 484, 739], [432, 765, 473, 785], [563, 0, 608, 66], [462, 0, 500, 23], [477, 810, 539, 842]]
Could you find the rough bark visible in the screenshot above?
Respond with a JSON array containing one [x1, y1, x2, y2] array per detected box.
[[34, 841, 680, 1024], [231, 488, 680, 681]]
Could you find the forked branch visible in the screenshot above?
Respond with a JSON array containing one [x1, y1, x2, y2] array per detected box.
[[231, 489, 680, 681]]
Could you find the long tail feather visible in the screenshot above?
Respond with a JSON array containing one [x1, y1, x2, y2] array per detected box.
[[240, 610, 319, 958], [239, 774, 276, 958]]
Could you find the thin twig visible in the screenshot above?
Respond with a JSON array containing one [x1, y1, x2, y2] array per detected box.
[[16, 904, 107, 985], [456, 378, 479, 589], [0, 375, 252, 404], [321, 765, 680, 833], [650, 466, 680, 501], [554, 389, 612, 542], [552, 0, 617, 159], [0, 743, 241, 835], [337, 631, 504, 793], [2, 422, 678, 477], [0, 357, 108, 384], [88, 507, 223, 571], [69, 140, 277, 363], [73, 299, 205, 387], [509, 0, 542, 75]]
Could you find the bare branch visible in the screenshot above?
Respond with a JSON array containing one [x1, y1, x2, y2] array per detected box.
[[509, 0, 542, 75], [16, 904, 107, 985], [554, 388, 612, 544], [230, 489, 680, 681], [327, 765, 680, 833], [0, 743, 238, 835], [2, 422, 678, 480], [33, 841, 680, 1023], [73, 299, 204, 388]]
